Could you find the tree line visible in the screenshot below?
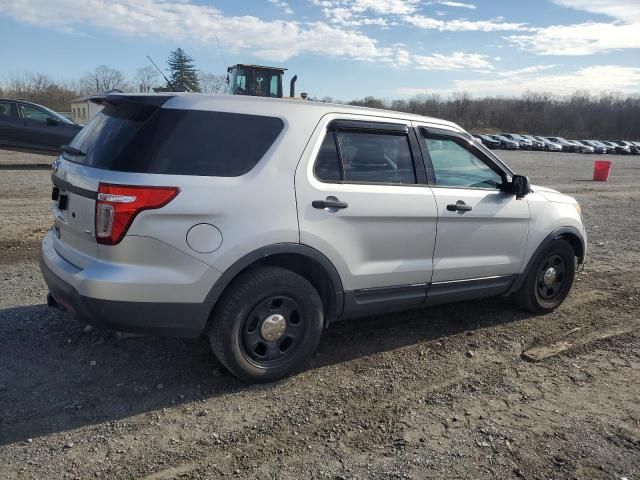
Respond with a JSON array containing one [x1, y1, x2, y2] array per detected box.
[[346, 92, 640, 139], [0, 48, 227, 112], [1, 46, 638, 139]]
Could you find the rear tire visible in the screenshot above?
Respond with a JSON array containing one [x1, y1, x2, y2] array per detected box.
[[513, 240, 576, 313], [208, 266, 324, 383]]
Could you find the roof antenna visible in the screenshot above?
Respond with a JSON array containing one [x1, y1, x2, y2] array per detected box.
[[146, 55, 178, 92], [214, 35, 228, 71]]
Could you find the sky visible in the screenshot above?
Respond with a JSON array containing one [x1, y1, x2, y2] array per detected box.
[[0, 0, 639, 100]]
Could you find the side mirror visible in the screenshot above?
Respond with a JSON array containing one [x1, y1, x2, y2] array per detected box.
[[46, 117, 60, 126], [511, 174, 531, 198]]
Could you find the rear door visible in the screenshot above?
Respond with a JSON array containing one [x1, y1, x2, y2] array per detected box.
[[414, 124, 529, 287], [0, 101, 23, 149], [17, 103, 75, 152], [295, 115, 438, 313]]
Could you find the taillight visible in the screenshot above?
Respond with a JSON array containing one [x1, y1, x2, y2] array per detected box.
[[95, 183, 179, 245]]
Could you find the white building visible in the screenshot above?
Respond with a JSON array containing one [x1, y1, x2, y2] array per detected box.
[[70, 89, 122, 125]]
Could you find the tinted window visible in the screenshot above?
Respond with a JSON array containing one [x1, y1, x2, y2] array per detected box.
[[269, 75, 279, 97], [67, 104, 284, 176], [19, 104, 52, 122], [423, 136, 502, 189], [336, 130, 415, 184], [314, 133, 342, 182], [0, 101, 18, 118]]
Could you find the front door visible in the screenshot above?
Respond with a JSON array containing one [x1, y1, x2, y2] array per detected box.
[[295, 116, 438, 314], [415, 125, 529, 286], [17, 103, 70, 152]]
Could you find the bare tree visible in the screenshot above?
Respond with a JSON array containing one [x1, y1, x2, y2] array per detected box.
[[80, 65, 128, 94], [349, 92, 640, 139], [4, 71, 79, 111], [2, 68, 639, 138], [198, 72, 228, 94], [134, 66, 160, 93]]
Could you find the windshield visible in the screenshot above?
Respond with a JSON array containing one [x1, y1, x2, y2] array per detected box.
[[230, 68, 281, 97]]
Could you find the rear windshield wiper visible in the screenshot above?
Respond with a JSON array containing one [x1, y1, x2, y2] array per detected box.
[[60, 145, 86, 157]]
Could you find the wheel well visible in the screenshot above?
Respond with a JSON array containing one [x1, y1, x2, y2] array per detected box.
[[257, 253, 338, 323], [557, 233, 584, 263], [210, 252, 341, 326]]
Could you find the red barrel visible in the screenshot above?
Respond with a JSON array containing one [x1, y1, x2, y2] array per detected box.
[[593, 160, 612, 181]]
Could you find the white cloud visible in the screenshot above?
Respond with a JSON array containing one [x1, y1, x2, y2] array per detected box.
[[414, 52, 494, 71], [313, 0, 420, 17], [0, 0, 524, 72], [341, 0, 421, 15], [404, 15, 529, 31], [316, 0, 520, 32], [319, 6, 389, 26], [0, 0, 401, 63], [551, 0, 640, 22], [268, 0, 294, 14], [507, 22, 640, 55], [494, 64, 558, 77], [395, 65, 640, 97], [432, 1, 476, 10], [507, 0, 640, 55]]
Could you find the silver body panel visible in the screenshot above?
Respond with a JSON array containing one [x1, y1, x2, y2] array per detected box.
[[41, 93, 587, 326]]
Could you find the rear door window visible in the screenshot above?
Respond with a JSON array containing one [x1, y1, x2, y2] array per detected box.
[[314, 126, 416, 185], [313, 133, 342, 182], [66, 104, 284, 176], [19, 104, 52, 123]]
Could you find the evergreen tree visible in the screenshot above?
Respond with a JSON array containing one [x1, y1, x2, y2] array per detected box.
[[166, 48, 200, 92]]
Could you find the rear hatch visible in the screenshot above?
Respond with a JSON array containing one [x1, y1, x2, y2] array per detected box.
[[50, 95, 174, 268], [51, 160, 101, 269]]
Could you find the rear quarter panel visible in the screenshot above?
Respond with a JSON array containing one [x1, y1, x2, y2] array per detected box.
[[103, 98, 323, 274]]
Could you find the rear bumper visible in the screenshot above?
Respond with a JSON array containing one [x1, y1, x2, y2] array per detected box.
[[40, 239, 211, 338]]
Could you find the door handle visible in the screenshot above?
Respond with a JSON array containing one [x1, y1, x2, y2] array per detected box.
[[447, 202, 472, 212], [312, 197, 348, 210]]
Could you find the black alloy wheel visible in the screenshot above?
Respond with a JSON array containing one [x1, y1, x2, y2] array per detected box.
[[241, 295, 306, 366]]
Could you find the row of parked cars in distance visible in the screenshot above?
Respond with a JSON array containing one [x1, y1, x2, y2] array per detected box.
[[473, 133, 640, 155]]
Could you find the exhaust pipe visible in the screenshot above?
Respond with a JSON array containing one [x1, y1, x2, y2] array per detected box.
[[290, 74, 298, 98]]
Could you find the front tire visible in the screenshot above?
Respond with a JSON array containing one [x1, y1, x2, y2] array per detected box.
[[513, 240, 576, 313], [209, 266, 324, 383]]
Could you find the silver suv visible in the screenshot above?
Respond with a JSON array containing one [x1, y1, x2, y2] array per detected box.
[[41, 94, 586, 382]]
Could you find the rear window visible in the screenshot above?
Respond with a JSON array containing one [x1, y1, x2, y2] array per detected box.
[[67, 104, 284, 176]]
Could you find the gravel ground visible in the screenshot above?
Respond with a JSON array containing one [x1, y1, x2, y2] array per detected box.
[[0, 149, 639, 479]]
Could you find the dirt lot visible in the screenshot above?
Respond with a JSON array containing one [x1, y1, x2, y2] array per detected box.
[[1, 149, 639, 479]]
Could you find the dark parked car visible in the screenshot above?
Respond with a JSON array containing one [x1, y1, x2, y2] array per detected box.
[[500, 133, 532, 150], [569, 140, 594, 154], [590, 140, 616, 154], [601, 140, 630, 155], [545, 136, 579, 153], [533, 136, 563, 151], [612, 140, 640, 155], [490, 134, 519, 150], [520, 135, 545, 150], [577, 140, 607, 154], [0, 98, 82, 155], [472, 134, 501, 149]]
